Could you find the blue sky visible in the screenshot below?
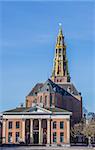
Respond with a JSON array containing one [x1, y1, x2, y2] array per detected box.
[[0, 1, 95, 113]]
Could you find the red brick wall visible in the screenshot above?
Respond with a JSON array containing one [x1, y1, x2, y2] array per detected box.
[[51, 119, 68, 144], [26, 91, 82, 123], [5, 119, 23, 144], [26, 92, 50, 108]]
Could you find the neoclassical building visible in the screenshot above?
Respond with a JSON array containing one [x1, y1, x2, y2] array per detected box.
[[2, 105, 71, 145], [2, 25, 82, 146]]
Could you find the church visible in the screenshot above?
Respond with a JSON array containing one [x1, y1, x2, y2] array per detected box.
[[2, 25, 82, 146]]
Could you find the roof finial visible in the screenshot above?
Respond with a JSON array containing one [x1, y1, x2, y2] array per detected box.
[[59, 22, 62, 27], [58, 23, 62, 35]]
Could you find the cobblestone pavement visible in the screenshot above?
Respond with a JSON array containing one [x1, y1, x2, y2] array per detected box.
[[0, 146, 95, 150]]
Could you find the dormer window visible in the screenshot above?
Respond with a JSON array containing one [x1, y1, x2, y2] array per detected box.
[[53, 87, 56, 92]]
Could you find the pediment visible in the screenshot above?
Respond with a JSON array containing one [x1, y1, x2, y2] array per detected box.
[[27, 106, 51, 114]]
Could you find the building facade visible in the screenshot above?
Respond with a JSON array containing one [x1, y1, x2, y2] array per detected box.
[[2, 25, 82, 145], [2, 106, 71, 145]]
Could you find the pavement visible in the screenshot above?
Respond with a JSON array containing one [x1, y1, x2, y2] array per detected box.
[[0, 146, 95, 150]]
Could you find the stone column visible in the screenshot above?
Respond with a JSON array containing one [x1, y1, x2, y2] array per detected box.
[[2, 119, 6, 143], [22, 119, 25, 143], [39, 119, 41, 144], [30, 119, 33, 143], [67, 119, 70, 144], [47, 119, 50, 145]]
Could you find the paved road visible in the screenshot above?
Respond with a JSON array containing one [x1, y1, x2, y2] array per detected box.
[[0, 146, 95, 150]]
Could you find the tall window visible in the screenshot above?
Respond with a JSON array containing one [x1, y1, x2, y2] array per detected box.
[[16, 121, 20, 129], [45, 96, 47, 105], [8, 121, 12, 129], [15, 132, 20, 142], [53, 132, 57, 143], [60, 121, 64, 129], [53, 121, 56, 129], [60, 132, 64, 142], [34, 99, 37, 103], [40, 96, 42, 103], [8, 132, 12, 143]]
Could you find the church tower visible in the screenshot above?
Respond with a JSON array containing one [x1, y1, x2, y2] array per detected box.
[[51, 24, 70, 83]]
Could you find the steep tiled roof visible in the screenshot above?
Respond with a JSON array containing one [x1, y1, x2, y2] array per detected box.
[[40, 79, 71, 96], [58, 83, 79, 95], [27, 83, 43, 96], [27, 78, 80, 100]]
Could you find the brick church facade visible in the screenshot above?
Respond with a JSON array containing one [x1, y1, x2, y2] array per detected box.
[[2, 25, 82, 146]]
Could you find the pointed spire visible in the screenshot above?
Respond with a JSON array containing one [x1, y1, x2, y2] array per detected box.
[[51, 24, 70, 83]]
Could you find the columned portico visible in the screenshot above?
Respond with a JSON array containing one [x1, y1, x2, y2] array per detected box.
[[39, 119, 41, 144], [2, 105, 71, 145], [47, 119, 50, 145], [66, 118, 70, 144], [2, 119, 6, 143], [31, 118, 47, 144], [22, 119, 25, 143], [30, 119, 33, 143]]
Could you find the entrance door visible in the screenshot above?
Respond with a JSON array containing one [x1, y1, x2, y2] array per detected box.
[[33, 132, 39, 144]]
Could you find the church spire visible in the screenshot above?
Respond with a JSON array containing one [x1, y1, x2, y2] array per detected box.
[[51, 24, 70, 83]]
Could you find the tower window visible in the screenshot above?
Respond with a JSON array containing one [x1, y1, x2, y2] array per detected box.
[[59, 49, 61, 53], [56, 49, 57, 53], [63, 55, 65, 60]]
